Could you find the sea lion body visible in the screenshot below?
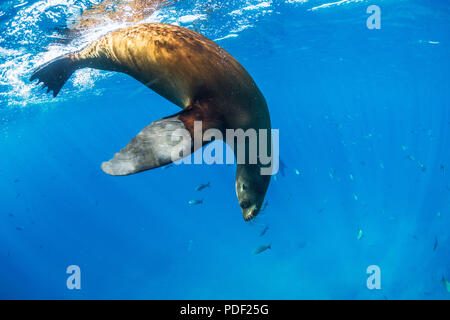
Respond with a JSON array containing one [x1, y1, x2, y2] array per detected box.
[[31, 23, 272, 221], [73, 24, 269, 131]]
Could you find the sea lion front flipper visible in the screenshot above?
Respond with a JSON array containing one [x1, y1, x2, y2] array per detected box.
[[101, 103, 220, 176], [101, 112, 190, 176]]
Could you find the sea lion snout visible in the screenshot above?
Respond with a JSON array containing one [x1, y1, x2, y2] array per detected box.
[[242, 205, 259, 222]]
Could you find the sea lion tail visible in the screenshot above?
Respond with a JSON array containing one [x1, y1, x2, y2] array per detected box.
[[30, 54, 77, 97]]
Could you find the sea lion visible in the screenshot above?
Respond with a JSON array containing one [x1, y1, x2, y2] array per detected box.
[[69, 0, 175, 33], [56, 0, 175, 43], [30, 23, 272, 221]]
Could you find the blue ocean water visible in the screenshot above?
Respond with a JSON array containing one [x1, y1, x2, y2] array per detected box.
[[0, 0, 449, 300]]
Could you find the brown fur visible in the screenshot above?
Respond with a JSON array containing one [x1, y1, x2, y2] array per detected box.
[[70, 23, 270, 132]]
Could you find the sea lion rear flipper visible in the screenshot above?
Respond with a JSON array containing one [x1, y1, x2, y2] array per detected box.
[[30, 54, 77, 97], [101, 103, 217, 176]]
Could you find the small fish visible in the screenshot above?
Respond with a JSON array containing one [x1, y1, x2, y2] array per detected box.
[[441, 165, 445, 174], [294, 169, 300, 175], [16, 226, 24, 231], [196, 182, 210, 191], [188, 200, 203, 205], [401, 145, 408, 151], [163, 164, 174, 170], [418, 162, 426, 172], [353, 193, 358, 201], [441, 277, 450, 293], [349, 174, 354, 181], [329, 168, 335, 179], [379, 162, 385, 169], [357, 229, 364, 240], [433, 237, 438, 251], [13, 179, 19, 183], [259, 226, 269, 237], [253, 244, 271, 255], [407, 155, 415, 161]]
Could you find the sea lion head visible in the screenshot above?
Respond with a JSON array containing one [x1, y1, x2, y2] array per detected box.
[[236, 164, 271, 221]]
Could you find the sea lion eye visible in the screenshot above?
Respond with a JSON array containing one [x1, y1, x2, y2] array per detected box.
[[242, 184, 248, 191]]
